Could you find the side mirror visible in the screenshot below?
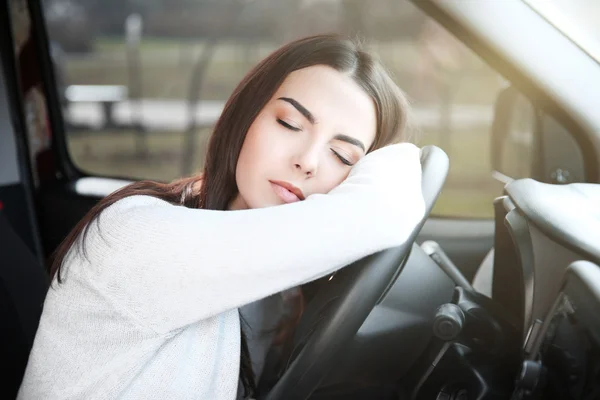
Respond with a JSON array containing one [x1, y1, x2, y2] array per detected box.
[[490, 85, 541, 183], [490, 85, 585, 185]]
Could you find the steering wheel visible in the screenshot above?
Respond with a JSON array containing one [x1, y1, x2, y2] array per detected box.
[[258, 145, 450, 400]]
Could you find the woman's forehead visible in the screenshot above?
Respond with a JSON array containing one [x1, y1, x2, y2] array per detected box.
[[272, 65, 377, 144]]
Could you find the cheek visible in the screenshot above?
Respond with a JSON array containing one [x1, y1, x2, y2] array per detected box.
[[235, 117, 281, 190], [330, 169, 351, 190], [236, 124, 262, 186], [312, 163, 352, 195], [239, 118, 276, 169]]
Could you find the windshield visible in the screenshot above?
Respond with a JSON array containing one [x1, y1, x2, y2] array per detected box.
[[524, 0, 600, 62]]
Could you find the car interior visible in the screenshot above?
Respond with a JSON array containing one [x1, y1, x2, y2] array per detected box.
[[2, 1, 600, 400]]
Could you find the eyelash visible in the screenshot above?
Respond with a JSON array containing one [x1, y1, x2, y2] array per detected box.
[[331, 149, 353, 166], [277, 118, 301, 132], [277, 118, 353, 166]]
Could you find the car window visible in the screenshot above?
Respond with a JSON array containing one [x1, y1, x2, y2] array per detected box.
[[42, 0, 527, 219], [491, 88, 586, 186]]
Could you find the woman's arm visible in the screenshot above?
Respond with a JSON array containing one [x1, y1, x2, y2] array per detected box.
[[83, 143, 425, 333]]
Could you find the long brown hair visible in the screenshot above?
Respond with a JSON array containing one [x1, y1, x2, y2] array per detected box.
[[50, 33, 413, 397]]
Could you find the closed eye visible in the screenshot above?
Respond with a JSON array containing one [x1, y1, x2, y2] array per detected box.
[[331, 149, 354, 166], [277, 118, 301, 132]]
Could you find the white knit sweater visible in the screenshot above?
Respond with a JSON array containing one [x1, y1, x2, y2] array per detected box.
[[18, 143, 425, 400]]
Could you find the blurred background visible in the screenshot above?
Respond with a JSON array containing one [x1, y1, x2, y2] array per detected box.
[[43, 0, 514, 218]]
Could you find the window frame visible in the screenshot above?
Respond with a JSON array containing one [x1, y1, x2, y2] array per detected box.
[[412, 0, 599, 185], [32, 0, 599, 222], [522, 0, 600, 65]]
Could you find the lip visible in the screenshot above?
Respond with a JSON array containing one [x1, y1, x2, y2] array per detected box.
[[270, 180, 305, 202]]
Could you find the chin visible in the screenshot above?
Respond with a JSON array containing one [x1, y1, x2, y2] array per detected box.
[[232, 192, 265, 210], [236, 184, 281, 209], [251, 194, 285, 209], [250, 199, 279, 209]]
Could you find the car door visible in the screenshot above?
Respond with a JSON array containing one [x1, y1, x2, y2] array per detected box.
[[6, 0, 595, 286], [410, 0, 600, 285], [0, 0, 46, 266]]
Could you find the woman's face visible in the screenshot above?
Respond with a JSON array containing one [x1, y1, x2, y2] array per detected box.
[[231, 65, 377, 210]]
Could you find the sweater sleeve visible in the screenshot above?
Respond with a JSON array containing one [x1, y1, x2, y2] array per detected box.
[[84, 143, 425, 333]]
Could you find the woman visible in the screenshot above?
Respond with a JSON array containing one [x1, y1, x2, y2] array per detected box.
[[18, 34, 425, 399]]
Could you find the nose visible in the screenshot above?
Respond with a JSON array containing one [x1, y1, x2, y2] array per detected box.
[[292, 145, 319, 178]]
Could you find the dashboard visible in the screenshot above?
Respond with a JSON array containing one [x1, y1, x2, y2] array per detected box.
[[497, 179, 600, 398]]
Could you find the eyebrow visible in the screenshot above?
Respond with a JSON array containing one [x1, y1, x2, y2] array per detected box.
[[333, 134, 366, 152], [278, 97, 315, 124], [278, 96, 366, 152]]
